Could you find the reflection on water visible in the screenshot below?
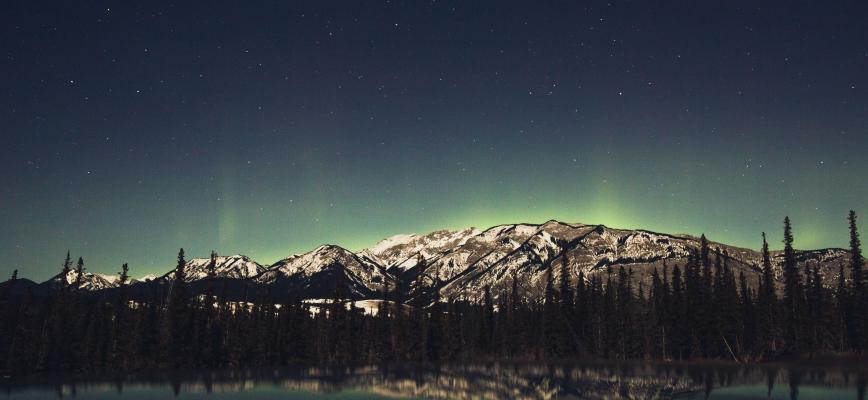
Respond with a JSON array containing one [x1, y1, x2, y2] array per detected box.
[[2, 362, 865, 399]]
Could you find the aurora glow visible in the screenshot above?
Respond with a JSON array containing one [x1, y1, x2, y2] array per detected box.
[[2, 2, 867, 280]]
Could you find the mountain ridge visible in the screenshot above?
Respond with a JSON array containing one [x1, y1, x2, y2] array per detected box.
[[2, 220, 856, 302]]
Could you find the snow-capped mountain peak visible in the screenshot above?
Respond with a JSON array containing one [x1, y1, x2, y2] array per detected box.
[[361, 227, 482, 271], [163, 254, 266, 282], [25, 220, 856, 300], [50, 269, 119, 291]]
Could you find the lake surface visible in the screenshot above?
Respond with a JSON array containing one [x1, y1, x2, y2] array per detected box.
[[2, 362, 865, 399]]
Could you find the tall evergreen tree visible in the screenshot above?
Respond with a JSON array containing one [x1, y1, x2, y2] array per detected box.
[[739, 271, 756, 358], [162, 248, 189, 366], [110, 263, 130, 368], [849, 210, 864, 292], [716, 250, 741, 358], [847, 210, 865, 352], [60, 251, 72, 279], [650, 268, 667, 358], [542, 266, 558, 358], [757, 232, 778, 354], [574, 269, 587, 351], [507, 273, 524, 356], [697, 237, 715, 357], [615, 266, 632, 360], [426, 285, 443, 361], [558, 255, 574, 355], [559, 255, 574, 314], [781, 217, 802, 351], [72, 257, 85, 289], [836, 263, 849, 352]]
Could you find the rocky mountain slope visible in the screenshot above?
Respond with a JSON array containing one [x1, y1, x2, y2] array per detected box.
[[7, 220, 854, 302], [255, 245, 395, 299], [160, 254, 266, 282]]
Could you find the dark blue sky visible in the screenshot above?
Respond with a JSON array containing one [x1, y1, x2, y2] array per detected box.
[[2, 1, 867, 280]]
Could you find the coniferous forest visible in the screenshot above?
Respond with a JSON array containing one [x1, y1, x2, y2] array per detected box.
[[1, 213, 866, 375]]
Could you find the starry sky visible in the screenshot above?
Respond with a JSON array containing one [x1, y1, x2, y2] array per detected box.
[[2, 1, 868, 280]]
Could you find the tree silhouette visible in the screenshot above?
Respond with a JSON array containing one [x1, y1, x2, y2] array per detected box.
[[847, 210, 865, 352], [781, 217, 803, 352]]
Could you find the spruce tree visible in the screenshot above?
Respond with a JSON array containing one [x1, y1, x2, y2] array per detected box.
[[739, 271, 756, 357], [847, 210, 865, 351], [542, 266, 558, 358], [557, 255, 574, 355], [781, 217, 802, 351], [508, 273, 524, 356], [757, 232, 778, 353], [615, 266, 632, 359], [698, 237, 714, 356], [111, 263, 130, 368], [163, 248, 189, 366], [650, 268, 666, 358], [716, 250, 741, 358], [207, 251, 218, 279], [426, 286, 442, 361], [60, 251, 72, 280], [835, 263, 849, 351], [72, 257, 85, 289], [574, 269, 587, 352], [849, 210, 864, 292], [559, 255, 574, 314], [479, 285, 494, 355]]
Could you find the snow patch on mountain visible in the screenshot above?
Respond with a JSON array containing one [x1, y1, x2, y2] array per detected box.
[[361, 228, 482, 270], [257, 245, 394, 296], [164, 254, 266, 282], [54, 270, 118, 291]]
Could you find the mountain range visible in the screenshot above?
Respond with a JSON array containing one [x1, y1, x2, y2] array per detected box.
[[2, 220, 855, 302]]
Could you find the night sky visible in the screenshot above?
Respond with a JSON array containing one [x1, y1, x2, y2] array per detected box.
[[3, 1, 868, 280]]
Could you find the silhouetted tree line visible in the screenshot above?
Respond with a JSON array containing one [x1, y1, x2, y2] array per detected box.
[[0, 212, 866, 373]]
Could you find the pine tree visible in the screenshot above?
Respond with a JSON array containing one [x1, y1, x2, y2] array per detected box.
[[36, 252, 77, 370], [716, 249, 741, 358], [781, 217, 802, 351], [72, 257, 85, 289], [615, 266, 632, 360], [542, 266, 558, 358], [207, 251, 218, 279], [559, 255, 574, 315], [3, 270, 17, 299], [162, 248, 189, 367], [698, 237, 714, 356], [849, 211, 864, 292], [836, 263, 849, 352], [847, 210, 865, 351], [588, 275, 605, 355], [757, 232, 778, 354], [660, 263, 672, 359], [650, 268, 667, 358], [507, 273, 524, 356], [805, 265, 835, 353], [739, 272, 756, 358], [110, 263, 130, 368], [700, 235, 712, 290], [558, 255, 574, 355], [60, 251, 72, 280], [479, 285, 494, 355], [574, 269, 587, 352], [683, 251, 703, 358], [426, 285, 443, 361]]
